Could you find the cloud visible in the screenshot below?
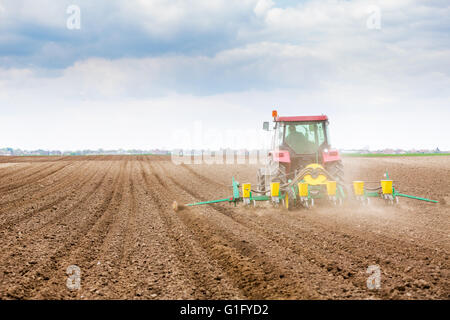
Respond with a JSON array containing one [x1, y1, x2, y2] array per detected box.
[[0, 41, 335, 100], [0, 0, 261, 68], [254, 0, 274, 17], [1, 0, 449, 69], [1, 86, 449, 150]]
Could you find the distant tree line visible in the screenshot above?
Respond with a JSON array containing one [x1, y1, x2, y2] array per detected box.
[[0, 148, 170, 156]]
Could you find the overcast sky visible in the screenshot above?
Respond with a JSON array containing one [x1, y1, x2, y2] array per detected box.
[[0, 0, 449, 151]]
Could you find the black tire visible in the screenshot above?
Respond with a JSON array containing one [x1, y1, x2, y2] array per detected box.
[[326, 160, 350, 200], [273, 164, 287, 185], [286, 187, 297, 211], [258, 163, 286, 195], [326, 160, 345, 184], [257, 169, 266, 192]]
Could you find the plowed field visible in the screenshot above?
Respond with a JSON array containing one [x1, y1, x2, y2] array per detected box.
[[0, 155, 448, 299]]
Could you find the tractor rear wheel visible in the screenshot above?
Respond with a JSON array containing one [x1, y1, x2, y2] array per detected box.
[[272, 164, 287, 185], [326, 160, 345, 184], [285, 187, 297, 211]]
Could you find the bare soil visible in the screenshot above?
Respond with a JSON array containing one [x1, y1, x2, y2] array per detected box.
[[0, 155, 448, 300]]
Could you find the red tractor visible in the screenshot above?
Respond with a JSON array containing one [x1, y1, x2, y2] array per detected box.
[[257, 110, 344, 194], [171, 110, 439, 211]]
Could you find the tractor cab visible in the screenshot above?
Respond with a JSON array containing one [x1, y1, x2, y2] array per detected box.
[[273, 116, 330, 156], [262, 111, 342, 183]]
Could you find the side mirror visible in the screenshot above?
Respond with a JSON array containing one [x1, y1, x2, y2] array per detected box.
[[263, 122, 269, 131]]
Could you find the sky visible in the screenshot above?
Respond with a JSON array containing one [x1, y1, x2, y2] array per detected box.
[[0, 0, 449, 151]]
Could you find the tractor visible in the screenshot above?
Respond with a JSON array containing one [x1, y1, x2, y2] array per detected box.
[[257, 110, 344, 198], [171, 110, 439, 212]]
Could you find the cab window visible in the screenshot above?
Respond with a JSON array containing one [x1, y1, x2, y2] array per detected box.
[[283, 122, 326, 153]]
